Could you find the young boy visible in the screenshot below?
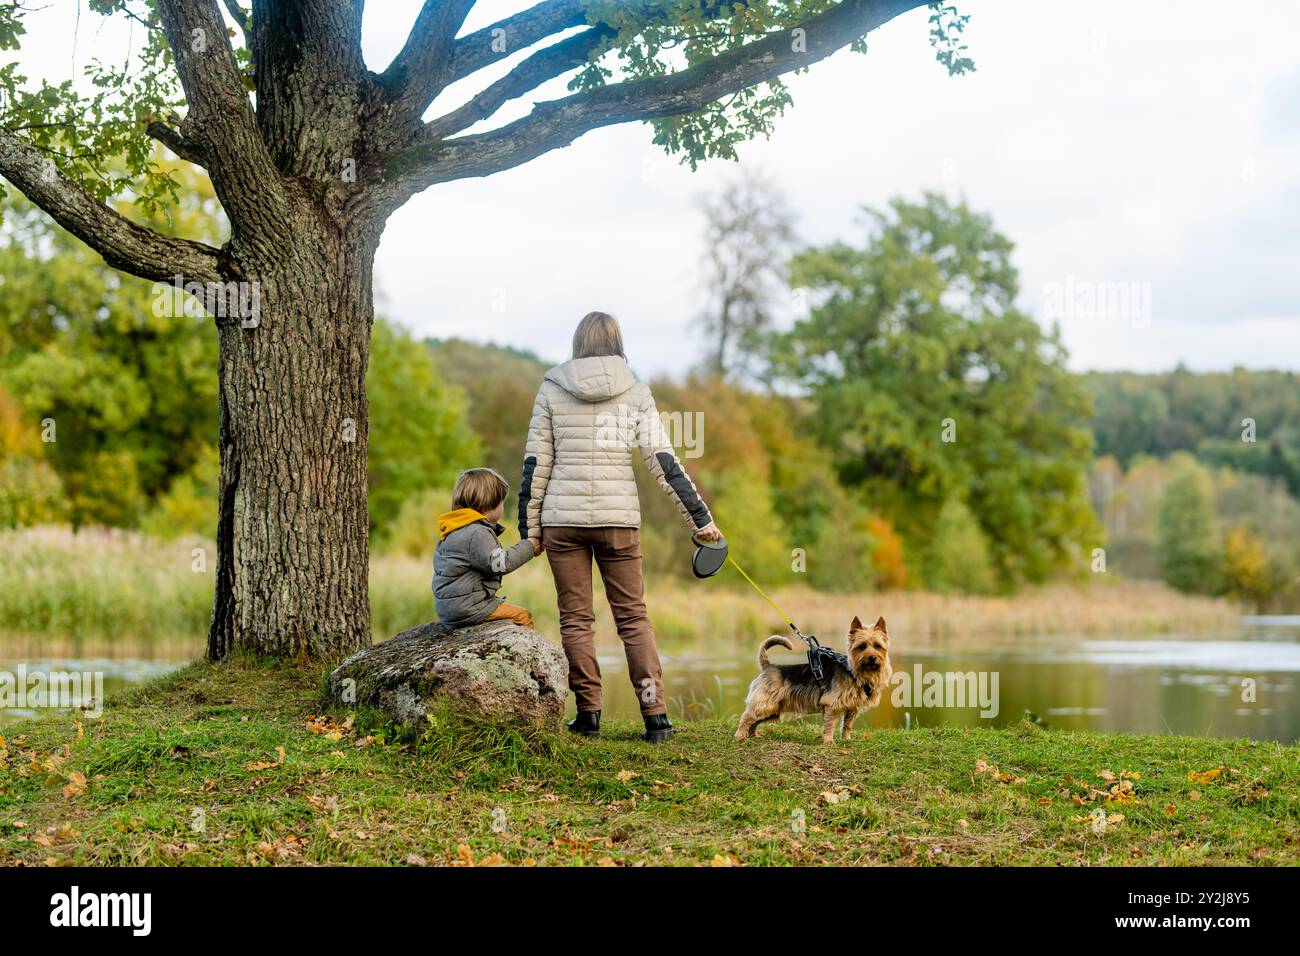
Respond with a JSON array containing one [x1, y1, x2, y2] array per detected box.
[[433, 468, 541, 629]]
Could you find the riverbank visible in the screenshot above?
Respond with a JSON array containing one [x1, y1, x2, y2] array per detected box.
[[1, 526, 1243, 643], [1, 660, 1294, 866]]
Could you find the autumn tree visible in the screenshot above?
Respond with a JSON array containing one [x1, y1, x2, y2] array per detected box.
[[0, 0, 969, 660]]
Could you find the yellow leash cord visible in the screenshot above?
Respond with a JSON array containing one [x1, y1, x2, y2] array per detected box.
[[724, 552, 843, 681], [725, 554, 797, 631]]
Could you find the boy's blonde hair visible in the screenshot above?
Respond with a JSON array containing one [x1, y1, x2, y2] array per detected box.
[[452, 468, 510, 513], [572, 311, 626, 360]]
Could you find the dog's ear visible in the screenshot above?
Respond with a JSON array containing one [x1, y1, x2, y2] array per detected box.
[[874, 615, 888, 634], [850, 615, 863, 632]]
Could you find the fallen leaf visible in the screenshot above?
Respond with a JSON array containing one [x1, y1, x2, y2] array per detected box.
[[245, 746, 287, 771], [62, 772, 87, 799]]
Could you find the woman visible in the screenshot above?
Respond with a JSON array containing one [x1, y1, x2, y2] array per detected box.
[[518, 312, 722, 743]]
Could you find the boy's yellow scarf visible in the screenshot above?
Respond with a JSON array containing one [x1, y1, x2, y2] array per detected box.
[[437, 508, 488, 541]]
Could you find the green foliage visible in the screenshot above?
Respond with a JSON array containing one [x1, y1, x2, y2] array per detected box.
[[0, 386, 68, 528], [375, 486, 453, 560], [1156, 455, 1220, 594], [777, 193, 1099, 589], [0, 182, 219, 527], [927, 3, 976, 76], [923, 498, 996, 594], [139, 444, 219, 539], [0, 0, 189, 216], [425, 338, 549, 518], [1086, 367, 1300, 497], [366, 323, 481, 537], [0, 455, 67, 528]]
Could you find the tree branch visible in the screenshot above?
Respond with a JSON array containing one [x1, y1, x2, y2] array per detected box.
[[444, 0, 588, 86], [380, 0, 478, 125], [156, 0, 286, 237], [442, 0, 749, 86], [0, 128, 224, 284], [387, 0, 928, 200], [147, 119, 210, 168], [221, 0, 252, 47], [422, 24, 615, 141]]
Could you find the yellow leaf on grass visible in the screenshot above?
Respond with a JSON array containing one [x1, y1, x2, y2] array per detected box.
[[62, 772, 87, 799], [616, 770, 639, 783], [246, 746, 287, 771], [1187, 767, 1222, 784]]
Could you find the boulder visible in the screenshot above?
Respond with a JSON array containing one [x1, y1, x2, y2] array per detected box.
[[327, 619, 567, 726]]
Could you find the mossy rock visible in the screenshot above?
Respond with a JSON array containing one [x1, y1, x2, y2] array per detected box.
[[327, 619, 567, 726]]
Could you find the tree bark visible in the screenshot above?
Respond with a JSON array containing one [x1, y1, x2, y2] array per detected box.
[[207, 213, 380, 660]]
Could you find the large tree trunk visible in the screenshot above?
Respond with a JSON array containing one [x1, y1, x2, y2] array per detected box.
[[207, 216, 379, 661]]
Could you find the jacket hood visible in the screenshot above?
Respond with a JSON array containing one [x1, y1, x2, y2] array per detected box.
[[438, 508, 489, 541], [544, 355, 638, 403]]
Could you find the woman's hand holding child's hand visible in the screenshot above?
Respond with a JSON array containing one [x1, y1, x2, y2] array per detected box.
[[531, 538, 544, 556]]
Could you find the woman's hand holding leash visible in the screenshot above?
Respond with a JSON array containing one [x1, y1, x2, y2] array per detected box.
[[694, 521, 722, 542]]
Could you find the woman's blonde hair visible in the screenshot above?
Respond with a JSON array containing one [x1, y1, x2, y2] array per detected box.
[[452, 468, 510, 513], [572, 311, 626, 360]]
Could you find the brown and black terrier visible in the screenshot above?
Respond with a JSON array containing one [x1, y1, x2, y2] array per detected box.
[[735, 615, 892, 744]]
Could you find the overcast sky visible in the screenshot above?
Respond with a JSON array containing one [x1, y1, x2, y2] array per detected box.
[[16, 0, 1300, 376]]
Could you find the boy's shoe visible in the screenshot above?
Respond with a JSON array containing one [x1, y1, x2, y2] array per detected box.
[[566, 710, 600, 738], [643, 713, 674, 743]]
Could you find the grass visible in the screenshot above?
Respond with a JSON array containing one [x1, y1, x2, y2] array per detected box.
[[1, 659, 1295, 866], [1, 526, 1245, 645]]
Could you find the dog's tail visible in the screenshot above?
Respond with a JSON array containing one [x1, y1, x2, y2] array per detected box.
[[758, 635, 795, 668]]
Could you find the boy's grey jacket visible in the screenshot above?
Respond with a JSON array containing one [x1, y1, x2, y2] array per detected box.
[[433, 519, 534, 628], [518, 355, 713, 539]]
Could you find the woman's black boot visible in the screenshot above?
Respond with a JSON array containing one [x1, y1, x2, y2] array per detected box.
[[643, 713, 674, 743], [566, 710, 601, 738]]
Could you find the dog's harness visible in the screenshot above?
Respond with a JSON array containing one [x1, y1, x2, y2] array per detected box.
[[725, 556, 866, 690]]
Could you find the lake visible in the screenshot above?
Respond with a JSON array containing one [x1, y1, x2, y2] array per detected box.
[[3, 619, 1298, 743]]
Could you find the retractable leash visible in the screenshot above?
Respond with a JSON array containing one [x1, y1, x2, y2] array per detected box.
[[691, 531, 847, 683]]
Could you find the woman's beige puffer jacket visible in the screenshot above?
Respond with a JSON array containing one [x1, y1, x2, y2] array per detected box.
[[519, 356, 712, 539]]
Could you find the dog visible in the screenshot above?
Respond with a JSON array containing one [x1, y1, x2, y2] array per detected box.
[[735, 615, 891, 744]]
